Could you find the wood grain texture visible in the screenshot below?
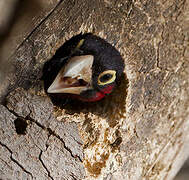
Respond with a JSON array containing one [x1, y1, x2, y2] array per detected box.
[[0, 0, 189, 179], [0, 0, 60, 92]]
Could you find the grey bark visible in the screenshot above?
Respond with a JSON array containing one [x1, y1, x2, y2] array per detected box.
[[0, 0, 189, 179]]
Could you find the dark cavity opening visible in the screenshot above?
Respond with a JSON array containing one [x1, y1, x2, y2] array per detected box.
[[14, 118, 28, 135]]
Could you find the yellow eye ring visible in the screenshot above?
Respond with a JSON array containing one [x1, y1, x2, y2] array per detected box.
[[76, 39, 85, 50], [98, 70, 116, 86]]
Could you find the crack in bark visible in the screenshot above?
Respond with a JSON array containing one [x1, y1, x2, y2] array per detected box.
[[25, 113, 82, 161], [39, 150, 54, 180], [70, 173, 77, 180], [155, 39, 161, 69], [46, 127, 83, 162], [0, 141, 33, 178], [5, 106, 82, 163]]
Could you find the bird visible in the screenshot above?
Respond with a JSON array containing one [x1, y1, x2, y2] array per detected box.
[[42, 33, 124, 102]]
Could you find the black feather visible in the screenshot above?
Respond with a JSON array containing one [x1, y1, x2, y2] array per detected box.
[[42, 33, 124, 101]]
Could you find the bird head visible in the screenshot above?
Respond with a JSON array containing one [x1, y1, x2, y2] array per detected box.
[[45, 33, 124, 102]]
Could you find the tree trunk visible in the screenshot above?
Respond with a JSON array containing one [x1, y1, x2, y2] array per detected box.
[[0, 0, 189, 179]]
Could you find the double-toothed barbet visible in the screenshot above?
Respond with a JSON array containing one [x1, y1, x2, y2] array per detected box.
[[43, 33, 124, 102]]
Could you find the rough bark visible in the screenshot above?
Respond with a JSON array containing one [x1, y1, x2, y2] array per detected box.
[[0, 0, 60, 86], [0, 0, 189, 179]]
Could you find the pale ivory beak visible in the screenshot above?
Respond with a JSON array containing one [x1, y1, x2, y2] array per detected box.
[[47, 55, 94, 94]]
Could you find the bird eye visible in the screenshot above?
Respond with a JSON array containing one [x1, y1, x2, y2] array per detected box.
[[98, 70, 116, 86]]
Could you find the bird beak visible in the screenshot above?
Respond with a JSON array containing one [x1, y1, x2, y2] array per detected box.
[[47, 55, 94, 94]]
